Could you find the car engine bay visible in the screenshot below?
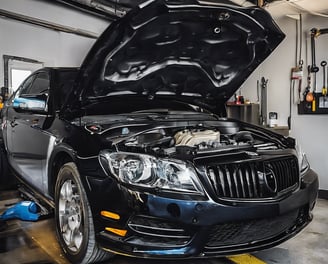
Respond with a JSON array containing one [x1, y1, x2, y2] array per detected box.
[[119, 126, 282, 159]]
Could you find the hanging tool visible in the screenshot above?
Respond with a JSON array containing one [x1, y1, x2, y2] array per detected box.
[[260, 77, 268, 126], [257, 80, 261, 124], [290, 64, 302, 129], [297, 60, 303, 104], [321, 61, 327, 96], [291, 60, 303, 104], [304, 65, 313, 108], [312, 86, 316, 112], [297, 77, 302, 104], [310, 28, 320, 74], [310, 28, 319, 112], [288, 79, 294, 129], [297, 14, 303, 105], [257, 80, 260, 103]]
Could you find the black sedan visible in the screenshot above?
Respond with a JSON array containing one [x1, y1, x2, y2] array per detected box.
[[0, 0, 318, 263]]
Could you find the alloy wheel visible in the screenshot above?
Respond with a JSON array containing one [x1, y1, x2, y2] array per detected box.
[[58, 179, 83, 252]]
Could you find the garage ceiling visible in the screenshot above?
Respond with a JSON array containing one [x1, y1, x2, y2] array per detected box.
[[263, 0, 328, 18], [53, 0, 328, 20]]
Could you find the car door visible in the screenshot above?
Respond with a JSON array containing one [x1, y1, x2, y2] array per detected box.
[[7, 70, 53, 193], [4, 74, 36, 154]]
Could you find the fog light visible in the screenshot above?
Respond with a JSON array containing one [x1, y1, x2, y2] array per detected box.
[[101, 210, 120, 220], [105, 227, 127, 237]]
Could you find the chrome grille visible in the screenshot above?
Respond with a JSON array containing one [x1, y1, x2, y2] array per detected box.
[[206, 156, 299, 199]]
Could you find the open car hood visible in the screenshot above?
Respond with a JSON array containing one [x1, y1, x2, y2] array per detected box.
[[66, 0, 284, 115]]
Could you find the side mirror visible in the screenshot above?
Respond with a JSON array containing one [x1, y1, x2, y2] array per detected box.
[[13, 95, 47, 113]]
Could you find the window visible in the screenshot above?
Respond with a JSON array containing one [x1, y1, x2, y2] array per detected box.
[[19, 72, 49, 96], [13, 72, 49, 113], [28, 72, 49, 95], [11, 69, 33, 92], [3, 55, 44, 96], [19, 75, 36, 95]]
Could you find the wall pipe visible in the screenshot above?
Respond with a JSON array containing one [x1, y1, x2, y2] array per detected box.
[[0, 8, 99, 39]]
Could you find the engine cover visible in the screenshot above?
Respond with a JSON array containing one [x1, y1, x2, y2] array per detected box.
[[174, 130, 220, 147]]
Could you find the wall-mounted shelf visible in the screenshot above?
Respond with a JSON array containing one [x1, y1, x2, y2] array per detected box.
[[226, 103, 260, 125], [298, 93, 328, 114], [265, 126, 289, 136]]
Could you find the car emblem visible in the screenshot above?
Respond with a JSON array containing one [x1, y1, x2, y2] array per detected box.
[[264, 168, 278, 193]]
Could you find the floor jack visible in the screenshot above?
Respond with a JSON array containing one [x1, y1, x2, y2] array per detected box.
[[17, 186, 53, 219], [0, 201, 39, 221], [0, 185, 53, 231]]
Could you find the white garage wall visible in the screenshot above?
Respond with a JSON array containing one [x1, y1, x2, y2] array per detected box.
[[0, 0, 109, 87], [241, 14, 328, 190], [292, 15, 328, 192]]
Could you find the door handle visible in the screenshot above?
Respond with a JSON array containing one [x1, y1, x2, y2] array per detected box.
[[10, 118, 17, 127], [10, 121, 17, 127], [31, 118, 41, 129]]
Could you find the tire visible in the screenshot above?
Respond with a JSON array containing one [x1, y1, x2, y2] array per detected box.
[[54, 162, 112, 263]]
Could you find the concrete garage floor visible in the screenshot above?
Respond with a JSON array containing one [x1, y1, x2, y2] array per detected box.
[[0, 190, 327, 264]]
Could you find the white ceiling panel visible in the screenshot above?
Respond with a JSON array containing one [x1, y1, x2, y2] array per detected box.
[[265, 0, 328, 18]]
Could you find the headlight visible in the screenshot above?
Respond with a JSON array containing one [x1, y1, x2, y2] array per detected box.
[[99, 151, 204, 194], [295, 142, 310, 175]]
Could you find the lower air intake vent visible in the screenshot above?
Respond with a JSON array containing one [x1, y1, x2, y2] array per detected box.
[[205, 209, 300, 248], [126, 215, 191, 247]]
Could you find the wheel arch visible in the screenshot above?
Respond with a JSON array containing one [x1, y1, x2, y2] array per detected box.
[[48, 144, 77, 198]]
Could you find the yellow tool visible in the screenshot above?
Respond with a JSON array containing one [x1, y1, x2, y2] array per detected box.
[[321, 61, 327, 96]]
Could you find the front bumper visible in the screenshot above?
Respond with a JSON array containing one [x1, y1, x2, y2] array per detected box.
[[86, 168, 318, 259]]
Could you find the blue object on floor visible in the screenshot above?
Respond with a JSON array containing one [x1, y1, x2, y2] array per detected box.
[[0, 201, 39, 221]]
